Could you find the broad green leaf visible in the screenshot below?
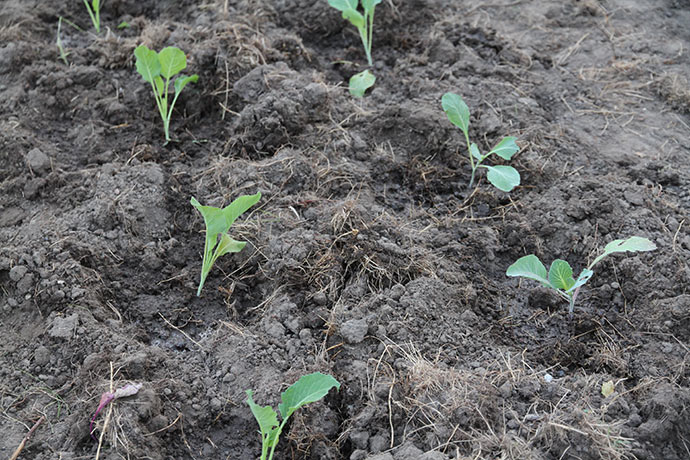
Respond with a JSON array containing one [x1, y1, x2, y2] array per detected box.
[[342, 8, 365, 28], [566, 268, 594, 293], [134, 45, 160, 83], [506, 255, 553, 288], [441, 92, 470, 136], [484, 165, 520, 192], [488, 136, 519, 160], [548, 259, 575, 290], [327, 0, 358, 12], [245, 390, 280, 445], [158, 46, 187, 79], [174, 74, 199, 96], [362, 0, 382, 12], [215, 234, 247, 258], [469, 143, 482, 161], [590, 236, 657, 269], [278, 373, 340, 421], [349, 70, 376, 98]]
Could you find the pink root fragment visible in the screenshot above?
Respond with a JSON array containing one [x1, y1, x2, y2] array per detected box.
[[90, 383, 142, 441]]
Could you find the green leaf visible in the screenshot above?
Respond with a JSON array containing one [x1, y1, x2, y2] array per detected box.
[[327, 0, 358, 11], [566, 268, 594, 293], [506, 255, 553, 288], [245, 390, 280, 446], [488, 136, 519, 160], [342, 8, 365, 28], [278, 373, 340, 422], [153, 76, 165, 96], [215, 234, 247, 258], [174, 74, 199, 96], [117, 21, 130, 29], [483, 165, 520, 192], [158, 46, 187, 79], [134, 45, 161, 83], [589, 236, 657, 269], [362, 0, 383, 12], [441, 92, 470, 136], [469, 143, 482, 161], [548, 259, 575, 290], [349, 70, 376, 98]]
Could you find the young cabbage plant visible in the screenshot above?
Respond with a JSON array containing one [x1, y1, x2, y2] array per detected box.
[[191, 192, 261, 296], [83, 0, 102, 34], [442, 92, 520, 192], [246, 372, 340, 460], [328, 0, 382, 66], [349, 69, 376, 97], [506, 236, 656, 313], [134, 45, 198, 143]]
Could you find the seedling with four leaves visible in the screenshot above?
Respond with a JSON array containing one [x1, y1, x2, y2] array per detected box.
[[191, 192, 261, 296], [442, 92, 521, 192], [506, 236, 656, 313], [246, 372, 340, 460], [134, 45, 198, 143]]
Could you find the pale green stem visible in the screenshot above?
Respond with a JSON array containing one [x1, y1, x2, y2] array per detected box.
[[266, 418, 290, 460], [463, 130, 478, 188], [366, 9, 375, 66]]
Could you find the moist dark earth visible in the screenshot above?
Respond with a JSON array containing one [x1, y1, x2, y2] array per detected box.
[[1, 1, 689, 459]]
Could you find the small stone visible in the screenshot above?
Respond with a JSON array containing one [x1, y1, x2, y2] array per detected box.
[[25, 148, 51, 175], [9, 265, 28, 282], [340, 319, 368, 344], [49, 313, 79, 338], [349, 430, 369, 450], [369, 434, 389, 453], [420, 452, 447, 460], [498, 381, 512, 398], [395, 442, 424, 460], [34, 346, 50, 366]]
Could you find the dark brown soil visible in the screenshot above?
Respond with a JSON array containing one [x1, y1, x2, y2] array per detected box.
[[1, 1, 689, 459]]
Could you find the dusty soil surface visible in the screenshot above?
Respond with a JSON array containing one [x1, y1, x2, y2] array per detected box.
[[1, 1, 689, 459]]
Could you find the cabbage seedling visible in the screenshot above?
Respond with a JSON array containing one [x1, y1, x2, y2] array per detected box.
[[349, 69, 375, 97], [83, 0, 102, 33], [246, 372, 340, 460], [191, 192, 261, 296], [506, 236, 656, 313], [328, 0, 382, 66], [134, 45, 198, 143], [442, 92, 520, 192]]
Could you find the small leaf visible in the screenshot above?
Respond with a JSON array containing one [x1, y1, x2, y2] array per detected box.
[[362, 0, 383, 12], [327, 0, 358, 12], [278, 373, 340, 422], [349, 70, 376, 98], [245, 390, 280, 445], [158, 46, 187, 79], [174, 74, 199, 96], [484, 165, 520, 192], [506, 255, 553, 288], [488, 136, 519, 160], [441, 92, 470, 136], [342, 8, 365, 28], [566, 268, 594, 293], [134, 45, 161, 83], [601, 380, 615, 397], [215, 234, 247, 259], [590, 236, 657, 269], [548, 259, 575, 290], [154, 76, 165, 96], [118, 21, 130, 29], [470, 143, 482, 161]]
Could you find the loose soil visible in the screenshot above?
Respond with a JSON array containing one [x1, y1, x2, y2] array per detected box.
[[1, 1, 689, 459]]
